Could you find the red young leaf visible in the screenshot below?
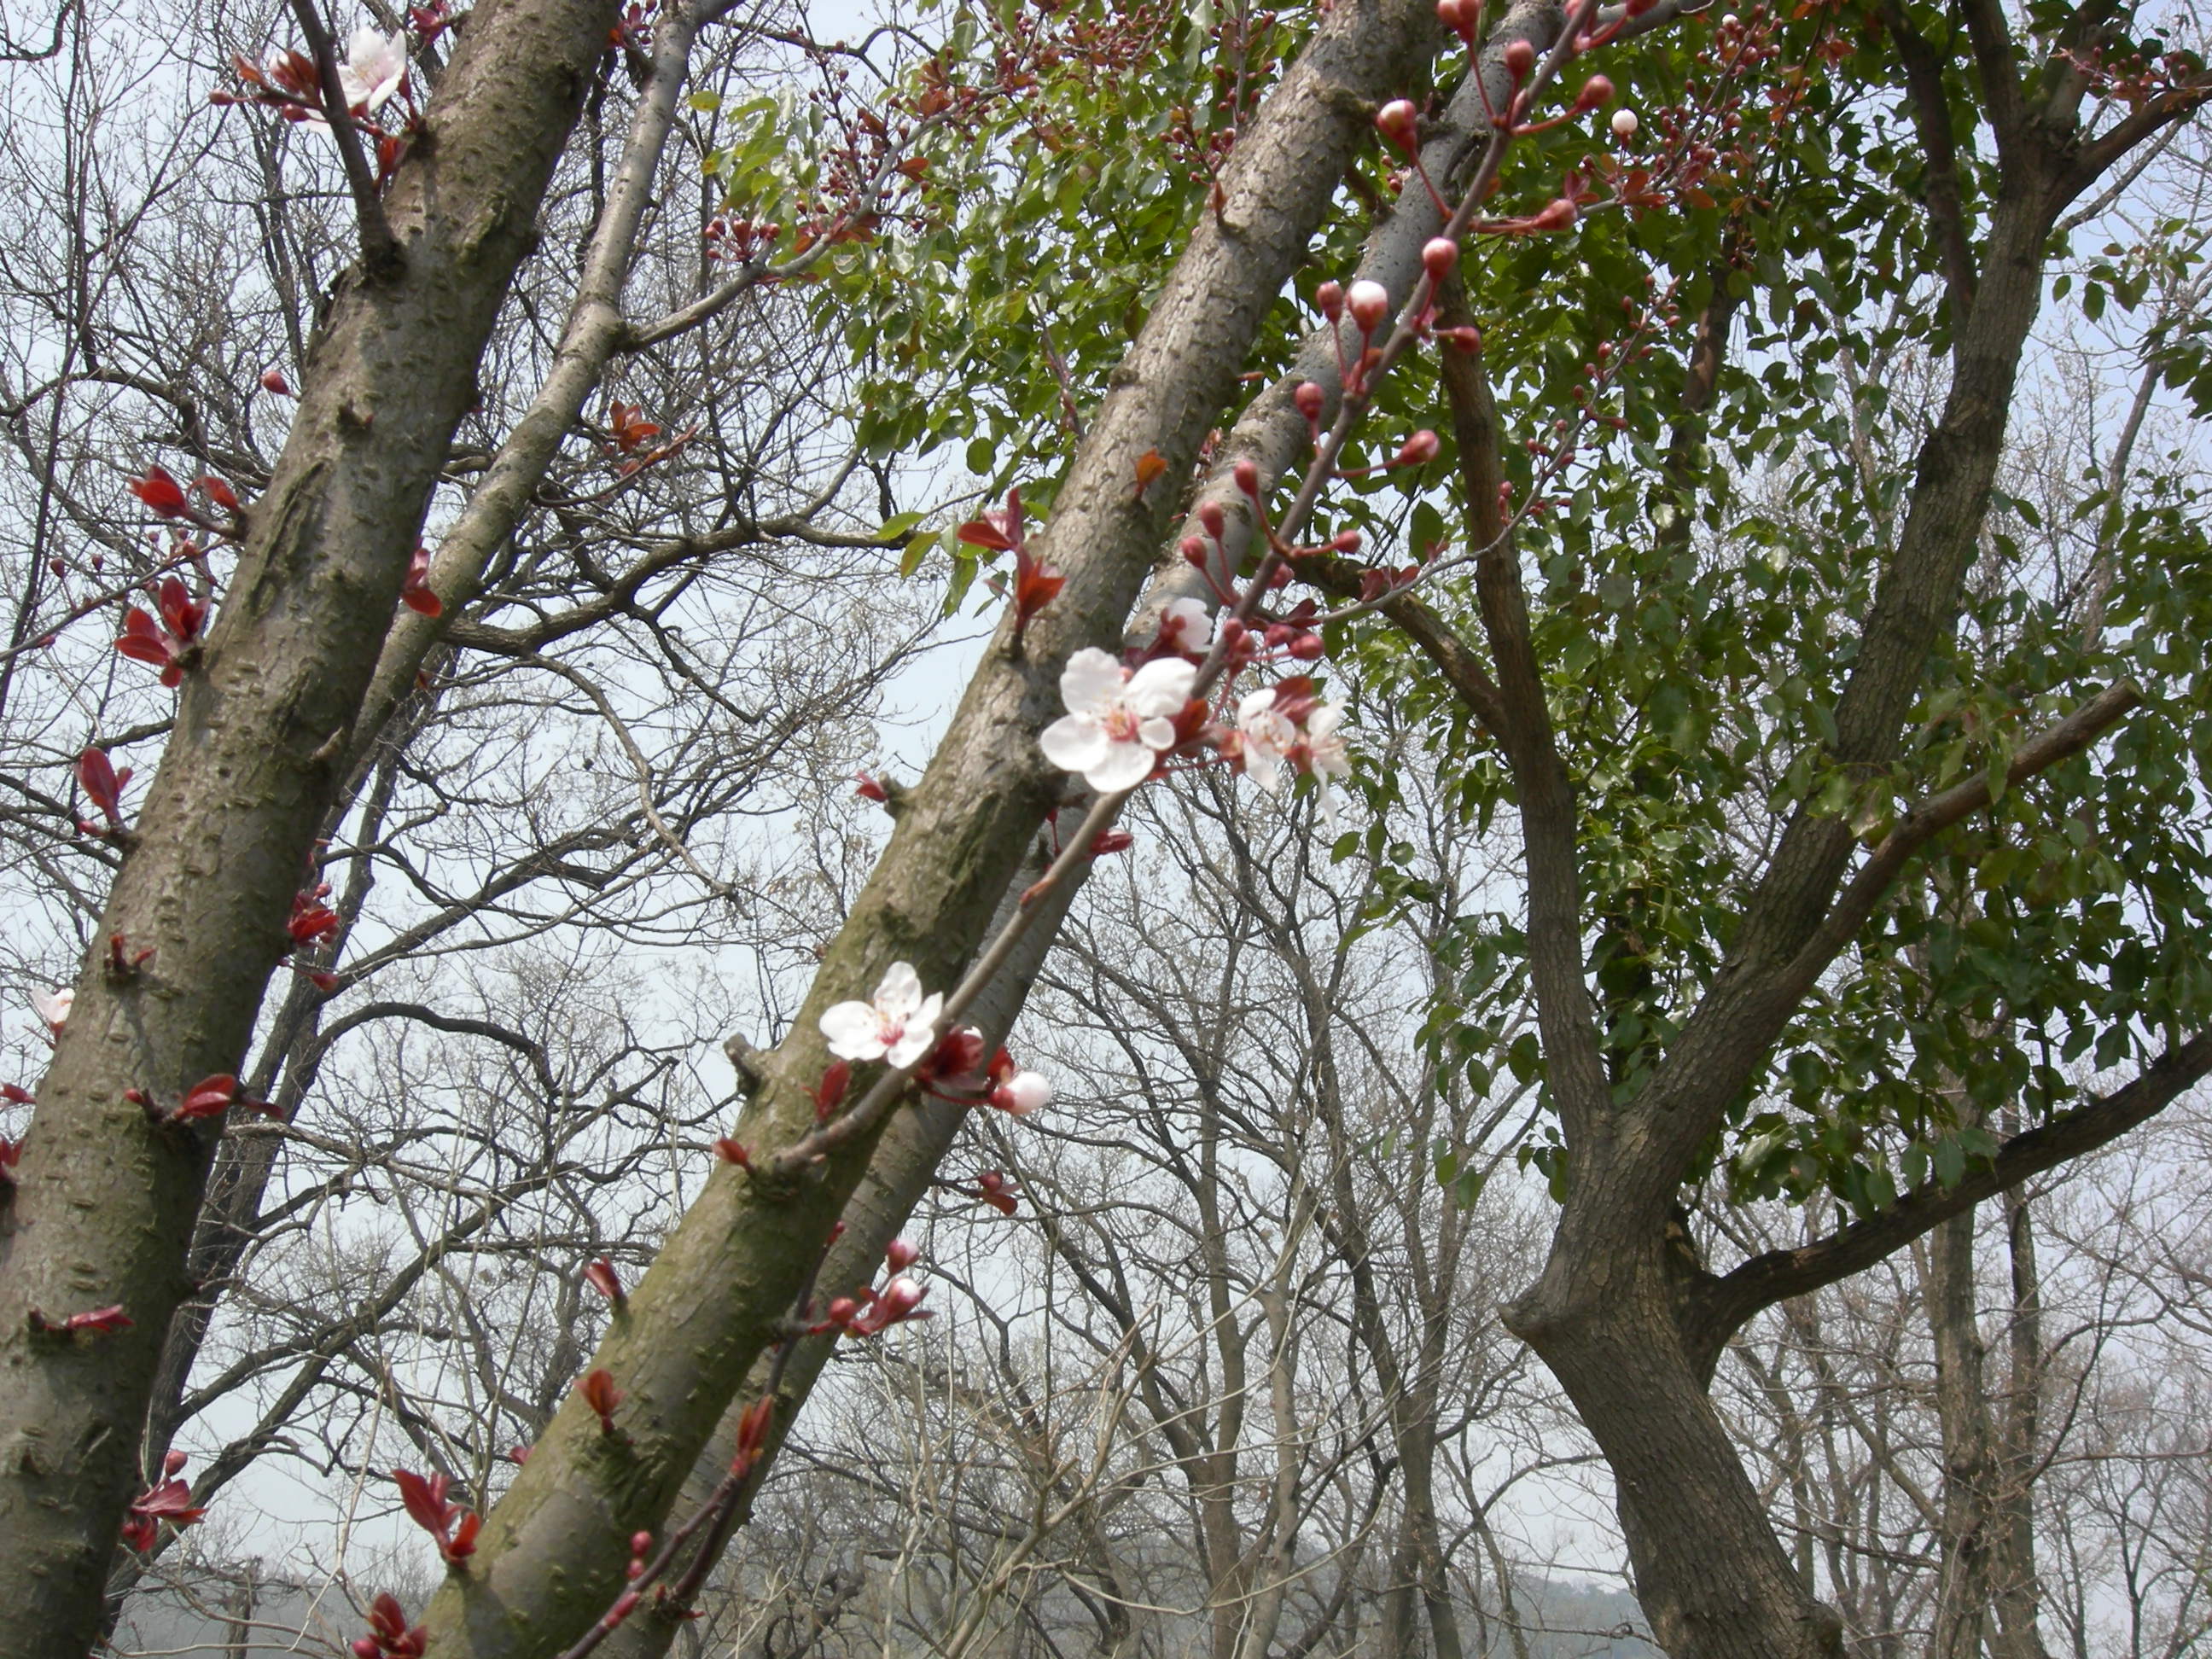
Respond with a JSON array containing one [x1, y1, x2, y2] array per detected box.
[[79, 748, 125, 826], [392, 1467, 454, 1536], [1132, 447, 1167, 494], [579, 1366, 623, 1431], [157, 577, 204, 644], [196, 475, 240, 515], [128, 466, 189, 519], [174, 1074, 240, 1122], [584, 1258, 624, 1304], [116, 609, 181, 685]]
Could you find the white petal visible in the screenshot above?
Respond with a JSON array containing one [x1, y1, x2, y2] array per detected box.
[[1160, 597, 1214, 653], [819, 1002, 888, 1061], [1307, 701, 1343, 740], [911, 992, 943, 1034], [1245, 746, 1284, 794], [1086, 738, 1157, 794], [1237, 686, 1279, 725], [1039, 714, 1110, 775], [873, 961, 923, 1022], [886, 1020, 938, 1069], [31, 987, 72, 1027], [1058, 648, 1128, 717], [1135, 715, 1177, 753], [1124, 655, 1197, 718]]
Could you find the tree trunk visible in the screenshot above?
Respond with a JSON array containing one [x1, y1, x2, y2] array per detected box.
[[1508, 1227, 1846, 1659], [0, 0, 615, 1644]]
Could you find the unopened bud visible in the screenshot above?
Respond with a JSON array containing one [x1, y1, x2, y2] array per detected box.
[[1198, 500, 1227, 538], [1294, 381, 1325, 422], [1393, 428, 1441, 467], [259, 368, 293, 397], [1347, 279, 1390, 335], [1611, 108, 1639, 138], [1332, 528, 1363, 554], [1233, 458, 1261, 498], [1181, 534, 1209, 568], [164, 1450, 189, 1476], [354, 1639, 382, 1659], [1288, 632, 1324, 660], [1316, 280, 1343, 321], [1577, 74, 1615, 109], [826, 1296, 859, 1325], [1422, 236, 1458, 282], [886, 1237, 920, 1272], [1503, 38, 1536, 79], [879, 1276, 924, 1317], [1528, 198, 1578, 232], [1375, 99, 1419, 154], [1436, 0, 1476, 38], [631, 1531, 654, 1556]]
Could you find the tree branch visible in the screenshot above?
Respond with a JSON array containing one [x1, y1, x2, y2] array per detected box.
[[284, 0, 399, 270], [1438, 329, 1611, 1135], [1685, 1027, 2212, 1367], [1880, 0, 1978, 320]]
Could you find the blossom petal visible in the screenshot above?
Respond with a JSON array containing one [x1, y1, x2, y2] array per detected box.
[[819, 1001, 888, 1061], [872, 961, 923, 1022], [1124, 656, 1197, 718], [1058, 648, 1127, 717], [1039, 714, 1109, 776], [1085, 738, 1157, 794]]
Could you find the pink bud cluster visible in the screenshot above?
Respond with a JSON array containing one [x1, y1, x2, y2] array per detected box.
[[811, 1237, 934, 1338]]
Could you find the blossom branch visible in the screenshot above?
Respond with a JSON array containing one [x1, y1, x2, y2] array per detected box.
[[283, 0, 399, 268]]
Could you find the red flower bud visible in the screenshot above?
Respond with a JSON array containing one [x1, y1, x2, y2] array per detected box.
[[886, 1237, 920, 1272], [1577, 74, 1615, 109], [1423, 237, 1458, 282], [1332, 528, 1363, 554], [1393, 429, 1441, 468], [631, 1530, 654, 1556], [1180, 535, 1209, 568], [1504, 38, 1536, 79], [1294, 381, 1325, 423], [1233, 458, 1261, 498], [1347, 280, 1390, 335], [260, 368, 293, 397], [1315, 281, 1343, 322], [1375, 98, 1419, 154], [1288, 632, 1324, 661], [1197, 500, 1227, 538]]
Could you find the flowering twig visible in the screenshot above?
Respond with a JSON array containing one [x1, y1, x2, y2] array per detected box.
[[283, 0, 399, 267]]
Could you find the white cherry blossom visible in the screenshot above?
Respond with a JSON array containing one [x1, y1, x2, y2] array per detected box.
[[1237, 687, 1297, 794], [1155, 597, 1214, 655], [1039, 648, 1196, 793], [819, 962, 942, 1068], [31, 987, 72, 1033], [1306, 701, 1353, 830], [339, 27, 407, 112]]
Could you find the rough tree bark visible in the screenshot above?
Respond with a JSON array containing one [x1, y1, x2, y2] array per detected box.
[[0, 0, 618, 1648], [415, 2, 1452, 1651]]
